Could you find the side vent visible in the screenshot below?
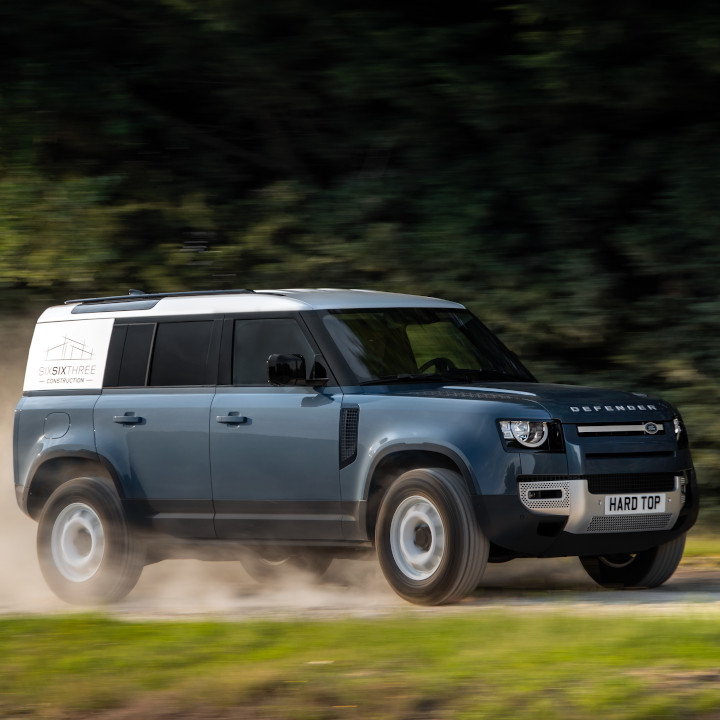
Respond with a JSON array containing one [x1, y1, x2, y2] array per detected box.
[[339, 406, 360, 468]]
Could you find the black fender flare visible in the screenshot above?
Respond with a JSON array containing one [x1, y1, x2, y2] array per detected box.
[[363, 442, 480, 501], [23, 449, 126, 518]]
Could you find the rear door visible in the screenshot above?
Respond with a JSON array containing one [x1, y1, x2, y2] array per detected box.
[[210, 315, 344, 540], [94, 318, 221, 537]]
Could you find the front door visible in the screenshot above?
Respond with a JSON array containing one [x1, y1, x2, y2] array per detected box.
[[210, 316, 344, 540]]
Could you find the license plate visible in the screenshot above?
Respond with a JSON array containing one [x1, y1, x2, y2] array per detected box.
[[605, 493, 666, 515]]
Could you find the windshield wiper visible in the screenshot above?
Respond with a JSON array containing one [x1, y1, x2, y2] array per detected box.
[[360, 369, 530, 386], [446, 369, 510, 382], [360, 373, 447, 386]]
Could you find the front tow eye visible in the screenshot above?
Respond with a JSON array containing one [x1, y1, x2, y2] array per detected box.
[[414, 524, 432, 552]]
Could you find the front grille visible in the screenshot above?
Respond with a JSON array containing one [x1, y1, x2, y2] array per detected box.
[[576, 422, 666, 437], [518, 474, 677, 495], [586, 513, 674, 533], [586, 474, 677, 494]]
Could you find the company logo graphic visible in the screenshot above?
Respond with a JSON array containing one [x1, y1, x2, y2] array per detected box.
[[44, 337, 95, 361], [23, 318, 114, 393], [37, 336, 98, 385], [644, 422, 659, 435]]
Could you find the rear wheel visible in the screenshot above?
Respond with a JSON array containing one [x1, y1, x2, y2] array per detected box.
[[37, 478, 144, 604], [375, 468, 488, 605], [580, 533, 686, 589]]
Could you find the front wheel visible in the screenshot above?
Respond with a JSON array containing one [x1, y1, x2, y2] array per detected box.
[[580, 533, 686, 589], [37, 478, 144, 604], [375, 468, 488, 605]]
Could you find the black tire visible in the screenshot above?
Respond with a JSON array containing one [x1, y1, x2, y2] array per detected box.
[[580, 533, 686, 589], [240, 549, 333, 585], [37, 478, 144, 604], [375, 468, 488, 605]]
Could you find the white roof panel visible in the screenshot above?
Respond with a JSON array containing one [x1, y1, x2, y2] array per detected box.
[[37, 288, 464, 322], [257, 289, 464, 310]]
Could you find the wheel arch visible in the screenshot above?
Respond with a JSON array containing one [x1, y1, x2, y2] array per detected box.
[[363, 444, 478, 541], [25, 452, 123, 520]]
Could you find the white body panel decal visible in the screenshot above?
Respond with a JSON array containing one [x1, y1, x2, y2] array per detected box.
[[23, 318, 114, 391]]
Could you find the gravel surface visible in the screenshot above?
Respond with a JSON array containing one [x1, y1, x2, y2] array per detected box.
[[2, 543, 719, 620]]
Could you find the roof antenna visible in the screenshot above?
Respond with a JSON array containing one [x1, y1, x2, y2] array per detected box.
[[128, 289, 145, 296]]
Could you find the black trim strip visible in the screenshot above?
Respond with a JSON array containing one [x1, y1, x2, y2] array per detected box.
[[72, 300, 161, 313], [213, 500, 344, 515], [67, 289, 254, 305], [23, 389, 101, 397]]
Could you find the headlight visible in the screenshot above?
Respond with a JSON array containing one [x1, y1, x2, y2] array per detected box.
[[499, 420, 549, 448], [673, 416, 688, 449], [673, 417, 682, 441]]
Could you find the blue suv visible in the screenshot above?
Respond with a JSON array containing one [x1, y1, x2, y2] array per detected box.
[[13, 289, 698, 605]]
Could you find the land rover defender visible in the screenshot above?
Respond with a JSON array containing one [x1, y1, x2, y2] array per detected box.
[[13, 289, 697, 605]]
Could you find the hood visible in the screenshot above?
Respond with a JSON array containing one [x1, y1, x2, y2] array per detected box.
[[407, 382, 674, 423], [523, 383, 673, 423]]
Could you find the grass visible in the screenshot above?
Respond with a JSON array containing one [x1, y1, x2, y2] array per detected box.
[[684, 510, 720, 562], [2, 612, 720, 719], [684, 532, 720, 560], [0, 507, 717, 719]]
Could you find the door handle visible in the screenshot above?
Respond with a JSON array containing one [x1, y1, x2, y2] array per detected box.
[[113, 414, 143, 424], [216, 413, 247, 425]]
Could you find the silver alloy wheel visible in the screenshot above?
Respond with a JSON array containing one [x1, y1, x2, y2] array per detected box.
[[51, 502, 106, 582], [390, 494, 446, 580]]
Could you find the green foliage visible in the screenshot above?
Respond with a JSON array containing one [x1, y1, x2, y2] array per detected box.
[[1, 2, 720, 491]]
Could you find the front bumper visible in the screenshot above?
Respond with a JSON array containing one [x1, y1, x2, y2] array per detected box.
[[518, 473, 684, 534], [475, 469, 698, 558]]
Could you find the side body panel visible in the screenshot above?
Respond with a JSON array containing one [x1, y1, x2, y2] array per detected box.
[[210, 386, 344, 540], [94, 388, 215, 537], [13, 393, 100, 514]]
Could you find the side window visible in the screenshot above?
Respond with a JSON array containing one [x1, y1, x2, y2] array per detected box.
[[232, 318, 315, 385], [149, 321, 215, 387], [103, 323, 154, 387]]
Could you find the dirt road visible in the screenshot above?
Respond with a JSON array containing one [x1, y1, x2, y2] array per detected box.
[[112, 555, 720, 621], [2, 503, 718, 619], [2, 436, 718, 620]]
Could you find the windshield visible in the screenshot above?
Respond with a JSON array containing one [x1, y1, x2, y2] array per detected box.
[[322, 308, 534, 384]]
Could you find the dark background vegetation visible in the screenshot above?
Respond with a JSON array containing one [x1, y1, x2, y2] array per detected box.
[[2, 1, 719, 497]]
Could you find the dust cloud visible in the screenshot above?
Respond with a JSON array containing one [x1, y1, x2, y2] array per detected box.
[[0, 316, 401, 617], [1, 316, 596, 619], [0, 317, 62, 613]]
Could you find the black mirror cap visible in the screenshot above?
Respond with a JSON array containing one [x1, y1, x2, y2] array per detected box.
[[310, 359, 329, 386], [267, 354, 306, 385]]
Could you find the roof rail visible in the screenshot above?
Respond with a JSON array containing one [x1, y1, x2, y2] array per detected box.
[[66, 289, 255, 305]]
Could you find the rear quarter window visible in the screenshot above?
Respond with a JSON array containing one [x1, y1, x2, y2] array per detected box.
[[149, 321, 215, 386], [104, 320, 216, 388]]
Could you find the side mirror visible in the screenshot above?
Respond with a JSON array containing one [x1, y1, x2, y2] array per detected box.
[[267, 354, 306, 386], [309, 355, 329, 386]]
